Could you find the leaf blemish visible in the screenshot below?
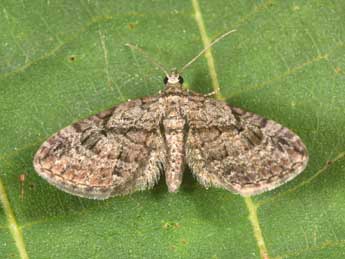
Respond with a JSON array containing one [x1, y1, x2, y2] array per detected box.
[[162, 221, 181, 230], [128, 23, 136, 30], [68, 55, 76, 62], [181, 239, 188, 245]]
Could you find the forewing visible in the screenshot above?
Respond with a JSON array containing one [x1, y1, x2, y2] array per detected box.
[[186, 96, 308, 196], [34, 96, 166, 199]]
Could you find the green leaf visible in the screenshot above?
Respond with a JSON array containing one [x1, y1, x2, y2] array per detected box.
[[1, 1, 344, 258]]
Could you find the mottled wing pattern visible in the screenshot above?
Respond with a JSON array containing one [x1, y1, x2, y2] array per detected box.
[[185, 95, 308, 196], [34, 96, 166, 199]]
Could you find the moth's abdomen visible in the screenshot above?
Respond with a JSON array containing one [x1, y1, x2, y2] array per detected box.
[[163, 117, 185, 192]]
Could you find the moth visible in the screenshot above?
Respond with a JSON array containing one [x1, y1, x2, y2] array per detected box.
[[33, 30, 308, 199]]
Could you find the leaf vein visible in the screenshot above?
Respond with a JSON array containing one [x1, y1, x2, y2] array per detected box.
[[0, 176, 29, 259], [191, 0, 270, 258]]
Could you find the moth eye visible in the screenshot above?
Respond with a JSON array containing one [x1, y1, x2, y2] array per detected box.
[[178, 76, 184, 84], [163, 76, 168, 84]]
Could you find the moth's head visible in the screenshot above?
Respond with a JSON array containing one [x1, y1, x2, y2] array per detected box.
[[163, 69, 184, 87]]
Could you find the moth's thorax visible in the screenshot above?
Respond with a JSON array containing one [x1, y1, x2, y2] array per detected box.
[[162, 100, 185, 130], [162, 89, 187, 125], [163, 83, 184, 94]]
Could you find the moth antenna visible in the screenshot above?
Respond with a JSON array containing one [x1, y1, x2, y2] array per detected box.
[[179, 29, 237, 73], [125, 43, 170, 76]]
